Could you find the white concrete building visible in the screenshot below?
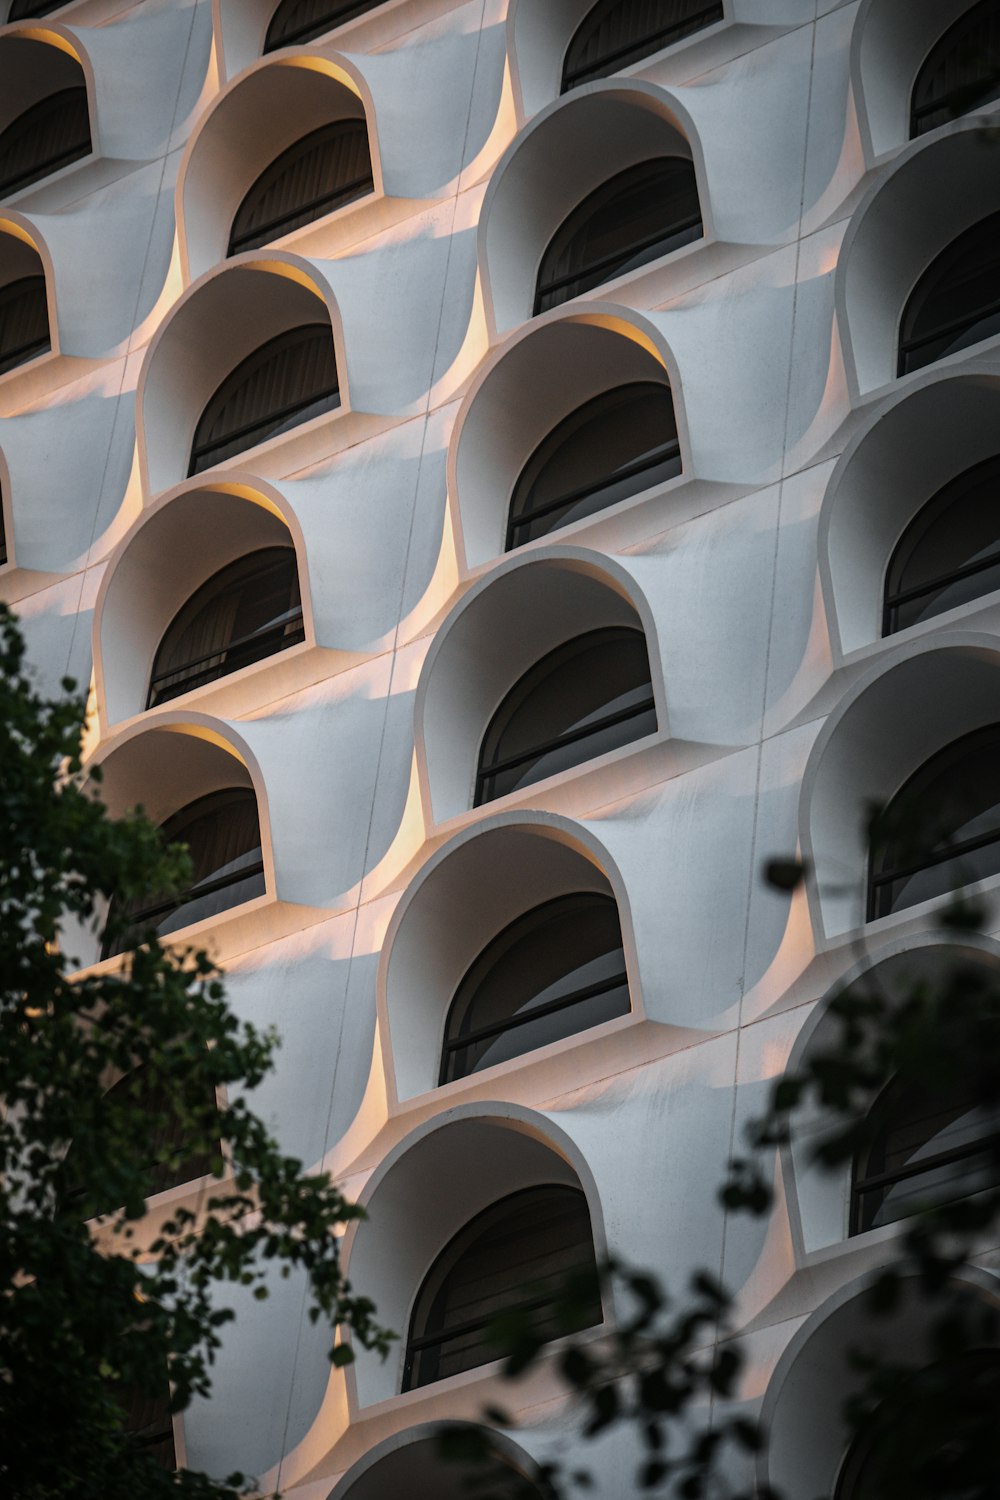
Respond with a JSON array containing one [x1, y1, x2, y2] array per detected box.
[[4, 0, 1000, 1494]]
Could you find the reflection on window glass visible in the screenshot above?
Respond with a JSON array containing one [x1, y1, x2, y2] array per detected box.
[[441, 894, 630, 1082], [898, 209, 1000, 376]]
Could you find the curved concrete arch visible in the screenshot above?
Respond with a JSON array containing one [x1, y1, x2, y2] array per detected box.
[[478, 77, 712, 338], [135, 249, 349, 498], [177, 47, 384, 284], [834, 118, 1000, 399], [447, 300, 689, 573], [338, 1099, 610, 1409], [375, 806, 646, 1106], [759, 1263, 1000, 1498], [817, 365, 1000, 659], [325, 1420, 546, 1499], [848, 0, 998, 164], [413, 543, 670, 826], [92, 471, 315, 730], [798, 630, 1000, 941]]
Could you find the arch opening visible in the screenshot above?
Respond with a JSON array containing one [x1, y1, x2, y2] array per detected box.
[[562, 0, 724, 92]]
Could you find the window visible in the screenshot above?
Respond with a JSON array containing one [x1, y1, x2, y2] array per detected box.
[[0, 85, 90, 198], [102, 788, 265, 958], [867, 724, 1000, 920], [850, 1074, 1000, 1235], [534, 159, 701, 315], [562, 0, 724, 91], [120, 1379, 176, 1471], [7, 2, 70, 21], [475, 626, 656, 805], [440, 894, 630, 1084], [507, 382, 680, 548], [883, 455, 1000, 634], [188, 323, 340, 476], [228, 120, 373, 255], [264, 0, 386, 52], [403, 1185, 600, 1390], [147, 547, 304, 707], [0, 274, 49, 375], [834, 1350, 1000, 1499], [910, 0, 1000, 138], [0, 493, 7, 567], [898, 209, 1000, 376]]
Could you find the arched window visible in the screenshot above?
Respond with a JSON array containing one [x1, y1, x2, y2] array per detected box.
[[850, 1074, 1000, 1235], [507, 381, 680, 548], [475, 626, 656, 805], [534, 159, 702, 315], [228, 120, 373, 255], [562, 0, 724, 91], [188, 323, 340, 476], [867, 724, 1000, 920], [440, 894, 630, 1084], [898, 209, 1000, 376], [883, 455, 1000, 634], [0, 274, 49, 375], [147, 547, 304, 707], [0, 86, 90, 198], [910, 0, 1000, 139], [264, 0, 385, 52], [834, 1350, 1000, 1499], [403, 1185, 600, 1390], [102, 788, 265, 958]]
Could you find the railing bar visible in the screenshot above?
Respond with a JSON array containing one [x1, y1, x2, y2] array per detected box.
[[191, 387, 340, 467], [885, 551, 1000, 612], [854, 1132, 1000, 1196], [443, 972, 629, 1052], [871, 827, 1000, 889], [511, 445, 680, 532], [564, 6, 722, 85], [536, 219, 702, 300], [149, 614, 304, 686], [230, 176, 373, 251], [479, 698, 656, 782]]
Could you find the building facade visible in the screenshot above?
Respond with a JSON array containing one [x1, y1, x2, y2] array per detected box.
[[3, 0, 999, 1494]]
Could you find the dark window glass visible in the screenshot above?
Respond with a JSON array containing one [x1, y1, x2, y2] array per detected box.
[[867, 724, 1000, 920], [0, 495, 7, 567], [120, 1377, 177, 1471], [534, 158, 702, 314], [562, 0, 724, 90], [8, 1, 69, 15], [102, 788, 265, 958], [0, 85, 90, 198], [0, 274, 49, 375], [508, 382, 680, 549], [403, 1185, 601, 1391], [147, 547, 304, 707], [911, 0, 1000, 138], [228, 120, 373, 255], [835, 1350, 1000, 1500], [476, 626, 656, 806], [440, 894, 630, 1084], [851, 1074, 1000, 1235], [898, 209, 1000, 376], [264, 0, 385, 51], [883, 455, 1000, 634], [188, 323, 340, 476]]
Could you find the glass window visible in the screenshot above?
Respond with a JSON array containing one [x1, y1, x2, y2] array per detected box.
[[883, 455, 1000, 634], [102, 788, 266, 958], [898, 209, 1000, 376], [910, 0, 1000, 138], [0, 274, 50, 375], [188, 323, 340, 476], [835, 1350, 1000, 1500], [867, 724, 1000, 920], [0, 494, 7, 567], [534, 158, 701, 315], [851, 1074, 1000, 1235], [440, 893, 630, 1084], [264, 0, 386, 51], [476, 626, 656, 806], [120, 1378, 176, 1471], [562, 0, 724, 91], [403, 1185, 601, 1391], [228, 120, 373, 255], [508, 382, 680, 548], [147, 547, 304, 707], [0, 85, 90, 198]]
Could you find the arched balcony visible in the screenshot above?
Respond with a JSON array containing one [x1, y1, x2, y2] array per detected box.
[[0, 32, 91, 200], [327, 1425, 549, 1500]]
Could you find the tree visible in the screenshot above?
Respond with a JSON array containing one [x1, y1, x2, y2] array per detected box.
[[0, 603, 392, 1500]]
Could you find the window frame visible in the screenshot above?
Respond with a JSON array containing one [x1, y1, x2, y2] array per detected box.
[[474, 624, 657, 807], [187, 322, 341, 477], [561, 0, 725, 92], [402, 1183, 601, 1392], [438, 892, 630, 1085], [227, 118, 374, 256]]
